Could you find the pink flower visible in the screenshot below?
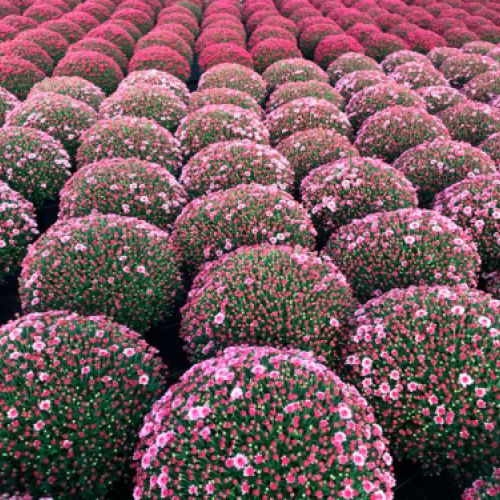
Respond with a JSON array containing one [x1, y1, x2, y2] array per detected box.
[[214, 312, 225, 324], [39, 400, 51, 411], [7, 407, 18, 419], [459, 373, 474, 387], [139, 374, 149, 385], [231, 453, 248, 470]]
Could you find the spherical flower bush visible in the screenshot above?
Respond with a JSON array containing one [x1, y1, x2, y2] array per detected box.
[[119, 70, 189, 103], [180, 244, 357, 366], [462, 469, 500, 499], [29, 76, 105, 110], [463, 41, 497, 56], [189, 88, 261, 117], [417, 85, 466, 114], [87, 23, 135, 58], [480, 133, 500, 165], [394, 139, 497, 206], [441, 54, 499, 88], [347, 83, 426, 130], [327, 52, 380, 86], [98, 84, 187, 132], [20, 214, 182, 331], [0, 311, 168, 498], [59, 158, 187, 229], [364, 33, 409, 63], [157, 13, 199, 38], [249, 25, 297, 51], [138, 30, 194, 63], [439, 101, 500, 147], [111, 8, 154, 35], [180, 140, 293, 198], [63, 11, 100, 32], [1, 15, 38, 31], [346, 23, 381, 44], [267, 98, 352, 146], [0, 86, 17, 127], [75, 2, 112, 23], [0, 181, 38, 281], [434, 174, 499, 271], [381, 49, 432, 73], [0, 56, 44, 100], [299, 23, 342, 59], [197, 63, 266, 104], [16, 28, 69, 63], [132, 345, 396, 498], [128, 47, 190, 82], [195, 28, 245, 55], [0, 22, 19, 42], [0, 40, 54, 75], [171, 184, 316, 275], [314, 35, 364, 70], [24, 5, 64, 23], [445, 28, 479, 48], [390, 62, 448, 90], [324, 209, 480, 301], [161, 21, 195, 46], [250, 38, 301, 74], [42, 19, 86, 44], [334, 70, 391, 102], [67, 38, 128, 72], [106, 19, 142, 43], [344, 285, 498, 479], [0, 127, 70, 208], [405, 28, 447, 55], [77, 117, 181, 174], [175, 105, 268, 159], [198, 43, 253, 73], [463, 72, 500, 104], [487, 48, 500, 64], [355, 105, 449, 162], [302, 157, 418, 236], [427, 46, 461, 69], [262, 58, 327, 92]]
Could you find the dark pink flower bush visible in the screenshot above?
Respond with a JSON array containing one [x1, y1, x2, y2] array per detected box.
[[0, 311, 168, 497], [17, 28, 69, 62], [171, 183, 316, 275], [129, 46, 191, 82], [20, 214, 182, 331], [302, 157, 418, 235], [0, 56, 44, 99], [188, 88, 262, 117], [299, 23, 342, 59], [63, 11, 100, 31], [250, 38, 301, 74], [111, 8, 154, 35], [67, 37, 128, 71], [24, 4, 64, 23], [198, 43, 254, 73], [157, 13, 199, 37], [314, 34, 364, 70], [132, 345, 395, 499], [327, 52, 381, 85], [364, 33, 409, 62], [249, 24, 297, 49], [42, 19, 86, 44], [77, 117, 181, 174], [75, 2, 112, 23], [88, 23, 135, 57], [180, 139, 293, 198], [0, 15, 38, 31], [344, 285, 498, 479], [137, 30, 193, 63], [441, 54, 499, 87], [0, 86, 18, 127], [0, 181, 38, 281], [0, 40, 54, 75], [0, 126, 70, 207], [444, 27, 479, 48], [417, 85, 466, 114], [262, 58, 327, 92], [195, 28, 245, 54], [324, 209, 480, 301], [346, 23, 381, 44], [59, 158, 188, 229], [161, 21, 195, 46]]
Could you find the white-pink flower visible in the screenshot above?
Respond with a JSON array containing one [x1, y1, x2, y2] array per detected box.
[[7, 407, 18, 419], [214, 312, 225, 324], [39, 400, 51, 411], [231, 453, 248, 470], [459, 373, 474, 387]]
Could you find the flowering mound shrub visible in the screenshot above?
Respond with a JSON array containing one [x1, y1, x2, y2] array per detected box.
[[1, 15, 38, 31], [68, 38, 128, 72], [0, 127, 70, 208], [20, 214, 182, 331], [0, 311, 168, 498], [355, 105, 449, 162], [180, 244, 357, 365], [88, 23, 135, 58], [463, 41, 496, 56], [0, 87, 17, 127], [324, 209, 480, 301], [0, 181, 38, 281], [445, 28, 479, 48], [138, 30, 194, 63], [346, 23, 381, 44], [277, 128, 358, 190], [434, 174, 500, 271], [29, 76, 105, 110], [249, 24, 297, 50], [314, 35, 364, 70], [427, 46, 460, 69], [25, 5, 64, 23], [0, 56, 44, 100], [0, 22, 19, 42], [262, 58, 327, 92], [196, 28, 245, 55], [6, 93, 97, 156], [417, 85, 466, 114], [111, 8, 154, 35], [327, 52, 380, 86], [197, 63, 266, 104], [157, 13, 199, 38], [119, 70, 190, 103], [464, 72, 500, 104], [171, 184, 316, 275], [75, 2, 112, 23], [17, 28, 69, 62], [441, 54, 499, 88], [175, 105, 268, 159], [390, 62, 448, 89], [0, 40, 54, 75], [298, 23, 341, 59], [488, 48, 500, 64], [347, 83, 425, 130], [302, 157, 417, 235], [439, 101, 500, 147], [267, 98, 352, 145], [42, 19, 86, 44], [180, 140, 293, 198], [394, 139, 497, 206], [129, 46, 190, 82], [99, 84, 187, 132], [480, 133, 499, 164], [188, 88, 261, 116], [77, 117, 181, 174], [344, 285, 498, 479], [364, 33, 409, 62], [381, 49, 432, 73], [334, 70, 391, 102], [132, 345, 395, 499], [59, 158, 187, 229], [198, 43, 253, 73], [250, 38, 301, 74], [484, 271, 500, 299], [64, 11, 100, 31], [462, 469, 500, 500]]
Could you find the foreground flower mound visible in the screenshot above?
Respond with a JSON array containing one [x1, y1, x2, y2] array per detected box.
[[324, 209, 480, 302], [20, 214, 182, 332], [59, 158, 188, 229], [334, 70, 391, 102], [440, 54, 499, 88], [175, 105, 269, 159], [355, 106, 449, 162], [480, 133, 500, 164], [0, 181, 38, 282], [393, 139, 497, 207], [462, 469, 500, 499], [344, 285, 499, 480], [417, 85, 466, 115], [171, 184, 316, 275], [133, 346, 395, 499], [0, 87, 18, 127], [262, 58, 327, 92], [129, 46, 191, 82], [0, 56, 44, 100], [77, 117, 182, 174], [434, 174, 500, 272], [0, 127, 71, 208], [327, 52, 380, 86], [180, 140, 293, 198], [301, 157, 418, 236], [180, 245, 357, 366], [0, 311, 168, 498]]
